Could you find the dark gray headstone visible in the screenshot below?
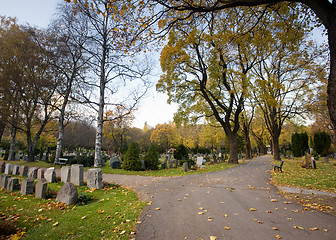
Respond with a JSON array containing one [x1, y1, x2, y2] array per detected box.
[[12, 165, 19, 175], [21, 177, 34, 195], [44, 168, 56, 183], [19, 166, 29, 177], [0, 162, 5, 173], [141, 159, 145, 170], [35, 179, 48, 199], [70, 164, 83, 186], [7, 178, 20, 191], [183, 162, 189, 172], [109, 156, 121, 169], [0, 175, 10, 188], [61, 166, 71, 183], [87, 168, 103, 189], [56, 182, 78, 205], [28, 167, 39, 179]]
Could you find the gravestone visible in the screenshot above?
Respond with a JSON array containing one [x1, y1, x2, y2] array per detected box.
[[28, 167, 39, 179], [44, 167, 56, 183], [4, 164, 11, 175], [183, 162, 189, 172], [35, 179, 48, 199], [19, 166, 29, 177], [23, 155, 28, 161], [37, 168, 45, 180], [70, 164, 84, 186], [324, 156, 329, 163], [0, 162, 5, 173], [56, 182, 78, 205], [141, 159, 145, 170], [87, 168, 103, 189], [12, 165, 19, 175], [311, 157, 317, 169], [109, 156, 121, 169], [161, 163, 166, 169], [61, 166, 71, 183], [196, 157, 203, 167], [7, 178, 20, 191], [0, 175, 10, 188], [21, 178, 34, 195]]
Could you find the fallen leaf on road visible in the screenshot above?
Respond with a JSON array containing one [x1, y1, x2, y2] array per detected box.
[[283, 202, 292, 204], [155, 208, 161, 211], [287, 218, 292, 220], [220, 202, 225, 204], [266, 211, 273, 213], [271, 199, 278, 202], [309, 227, 319, 231], [198, 212, 204, 215], [323, 229, 328, 232], [292, 210, 299, 213], [272, 227, 278, 230], [249, 208, 257, 211], [210, 236, 217, 240], [199, 207, 204, 210], [222, 214, 228, 217], [208, 217, 213, 222], [294, 226, 304, 230], [275, 235, 281, 239], [224, 226, 230, 230]]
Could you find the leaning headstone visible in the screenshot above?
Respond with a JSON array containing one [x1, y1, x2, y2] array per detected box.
[[196, 157, 203, 167], [70, 164, 84, 186], [12, 165, 19, 175], [37, 168, 45, 180], [61, 166, 71, 183], [28, 167, 39, 179], [183, 162, 189, 172], [35, 179, 48, 199], [7, 178, 20, 191], [19, 166, 29, 177], [87, 168, 103, 189], [44, 167, 56, 183], [0, 175, 10, 188], [4, 164, 11, 175], [0, 162, 5, 173], [56, 182, 78, 205], [21, 177, 34, 195]]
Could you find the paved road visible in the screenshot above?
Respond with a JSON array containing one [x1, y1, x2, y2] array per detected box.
[[129, 155, 336, 240]]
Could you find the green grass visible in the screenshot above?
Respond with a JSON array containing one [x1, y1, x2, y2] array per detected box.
[[3, 160, 62, 169], [271, 158, 336, 192], [0, 180, 146, 240]]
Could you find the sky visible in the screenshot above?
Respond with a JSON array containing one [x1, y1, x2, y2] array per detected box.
[[0, 0, 178, 129]]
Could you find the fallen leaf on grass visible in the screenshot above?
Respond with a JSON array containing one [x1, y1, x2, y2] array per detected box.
[[81, 216, 87, 220], [53, 222, 59, 226], [98, 210, 105, 214]]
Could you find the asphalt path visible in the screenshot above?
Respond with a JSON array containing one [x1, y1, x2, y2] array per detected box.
[[130, 155, 335, 240]]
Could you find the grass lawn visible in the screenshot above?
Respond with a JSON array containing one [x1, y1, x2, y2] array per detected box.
[[271, 158, 336, 192], [0, 180, 146, 240], [3, 159, 245, 177]]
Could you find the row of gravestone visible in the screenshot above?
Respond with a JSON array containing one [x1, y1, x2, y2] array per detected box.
[[0, 162, 104, 205]]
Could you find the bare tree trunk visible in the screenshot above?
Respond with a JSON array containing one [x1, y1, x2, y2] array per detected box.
[[227, 132, 239, 164], [8, 126, 17, 160], [328, 24, 336, 133], [55, 121, 64, 162], [272, 134, 281, 160]]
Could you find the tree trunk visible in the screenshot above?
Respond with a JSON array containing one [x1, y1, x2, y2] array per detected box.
[[0, 119, 6, 142], [55, 126, 64, 163], [328, 23, 336, 133], [26, 131, 35, 162], [227, 132, 239, 164], [8, 127, 17, 161], [243, 126, 252, 159], [272, 134, 281, 160]]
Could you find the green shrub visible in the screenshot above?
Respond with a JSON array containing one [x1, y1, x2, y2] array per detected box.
[[174, 144, 189, 160], [144, 145, 159, 170], [291, 132, 308, 157], [69, 154, 94, 167], [314, 131, 331, 157], [122, 142, 141, 171]]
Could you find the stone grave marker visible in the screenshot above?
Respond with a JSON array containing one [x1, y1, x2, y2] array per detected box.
[[21, 178, 34, 195], [0, 161, 5, 173], [20, 166, 29, 177], [44, 167, 56, 183], [12, 165, 19, 175], [161, 163, 166, 169], [7, 178, 20, 191], [87, 168, 103, 189], [196, 157, 203, 167], [311, 157, 317, 169], [61, 166, 71, 183], [141, 159, 145, 170], [28, 167, 39, 179], [0, 175, 10, 188], [183, 162, 189, 172], [4, 164, 11, 175], [109, 156, 121, 169], [37, 168, 45, 180], [56, 182, 78, 205], [35, 179, 48, 199], [324, 156, 329, 163], [70, 164, 84, 186]]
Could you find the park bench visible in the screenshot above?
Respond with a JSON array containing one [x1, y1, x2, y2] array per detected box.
[[54, 157, 69, 165], [273, 161, 284, 172]]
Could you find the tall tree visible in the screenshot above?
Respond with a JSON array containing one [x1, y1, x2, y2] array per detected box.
[[150, 123, 181, 153], [73, 0, 150, 167]]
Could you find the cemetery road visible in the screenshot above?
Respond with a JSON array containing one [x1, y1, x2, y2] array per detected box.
[[133, 155, 336, 240]]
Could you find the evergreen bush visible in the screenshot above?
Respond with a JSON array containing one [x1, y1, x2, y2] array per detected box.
[[314, 131, 331, 157], [144, 145, 159, 170], [291, 132, 308, 157], [122, 142, 141, 171]]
